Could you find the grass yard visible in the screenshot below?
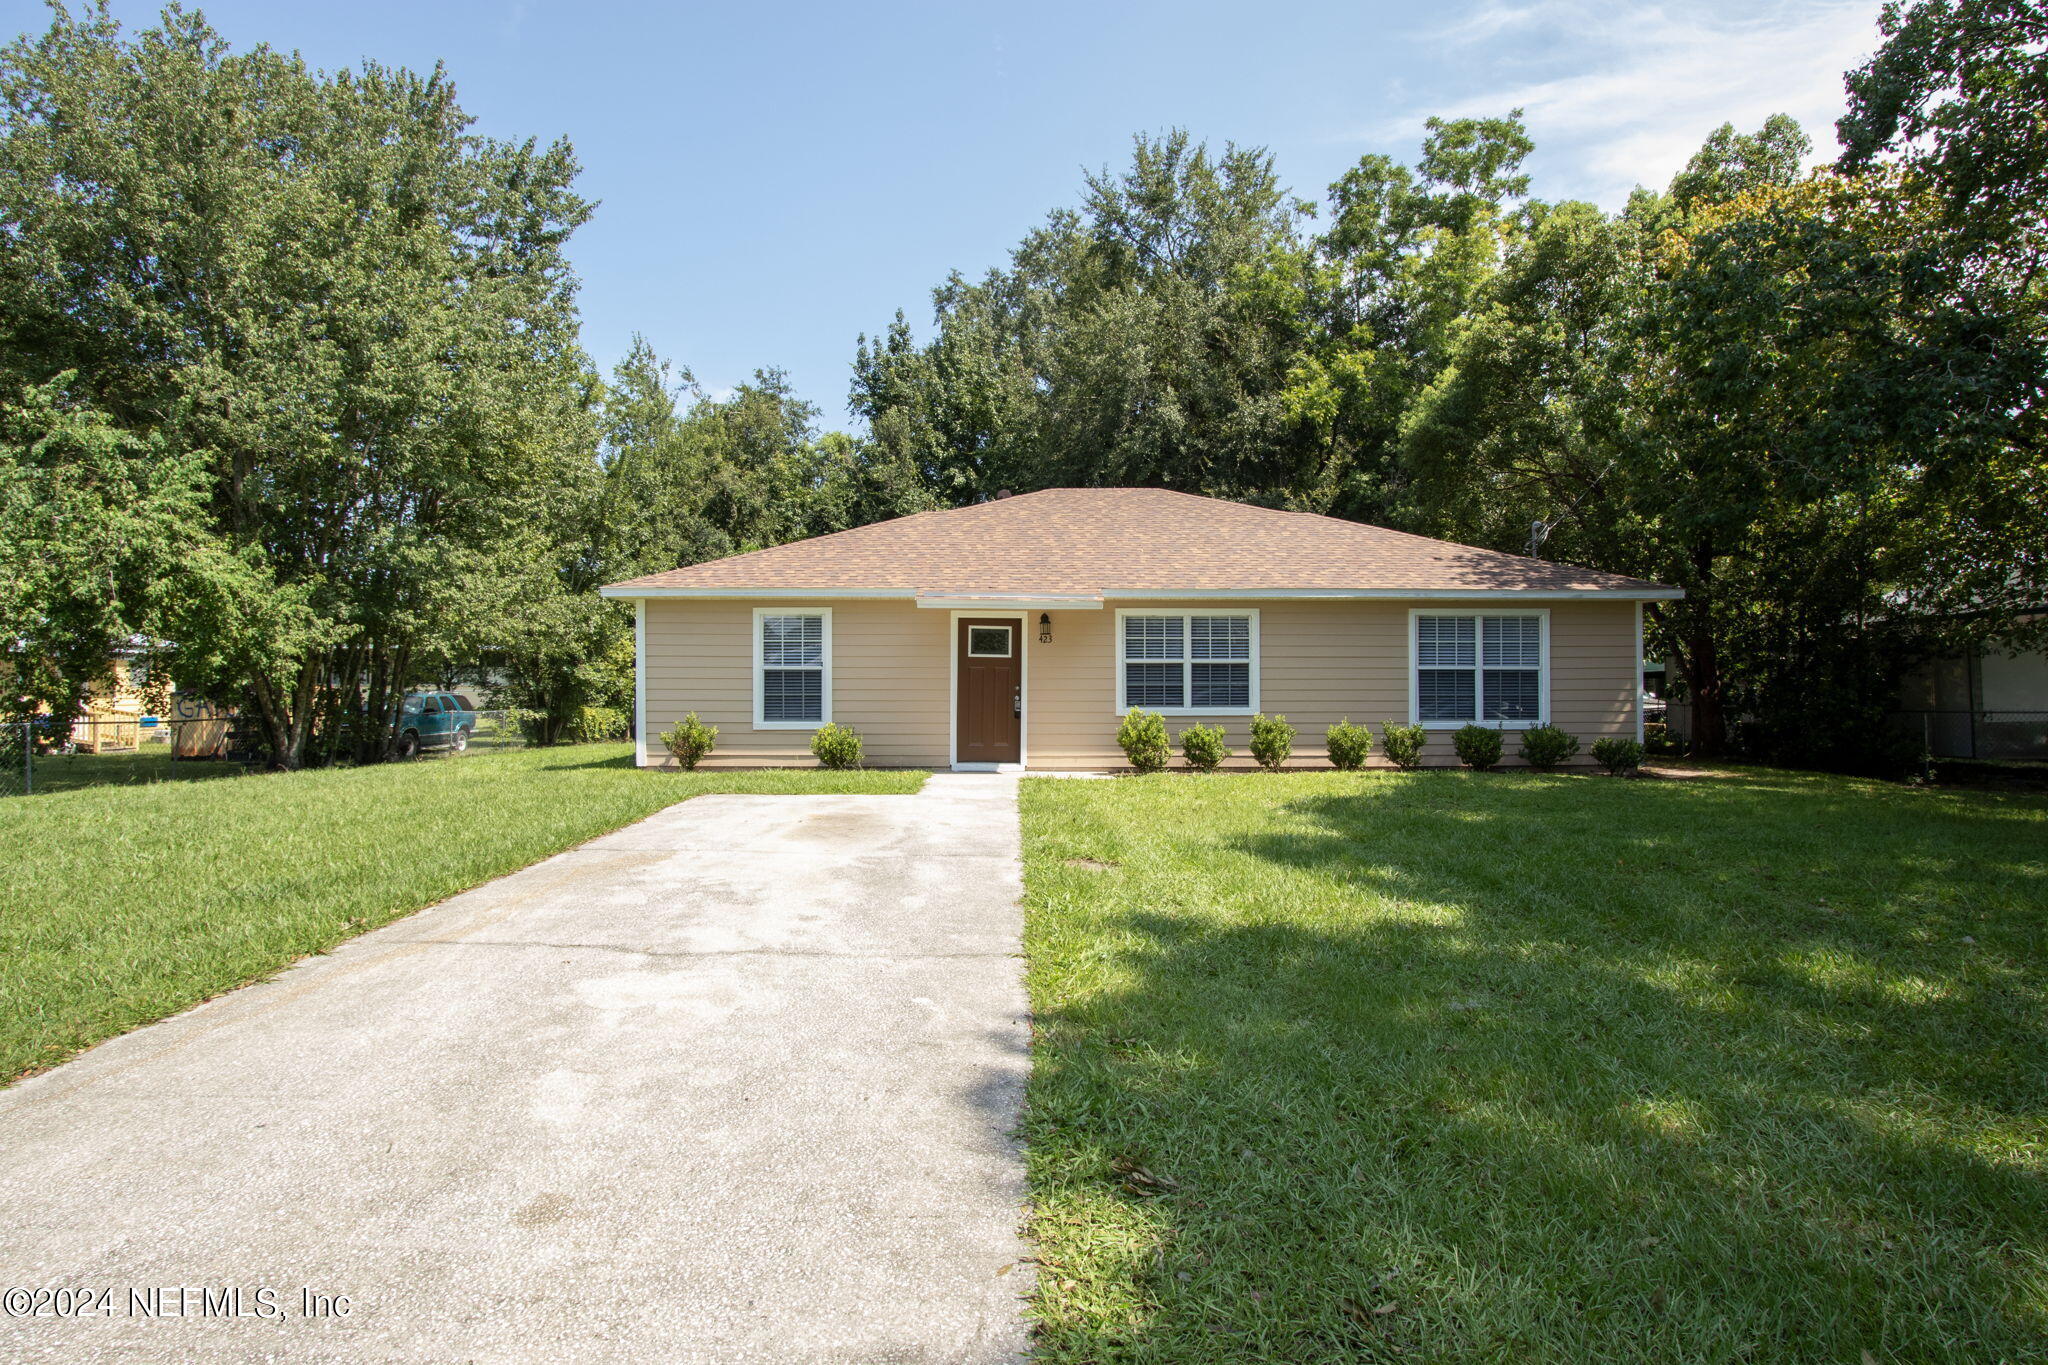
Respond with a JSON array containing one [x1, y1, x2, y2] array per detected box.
[[1020, 768, 2048, 1363], [0, 744, 924, 1082], [26, 745, 245, 795]]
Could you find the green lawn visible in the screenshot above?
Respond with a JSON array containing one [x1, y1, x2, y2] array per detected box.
[[0, 744, 924, 1082], [1019, 768, 2048, 1363], [27, 745, 245, 794]]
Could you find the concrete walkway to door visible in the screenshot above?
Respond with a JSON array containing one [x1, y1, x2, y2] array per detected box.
[[0, 773, 1031, 1364]]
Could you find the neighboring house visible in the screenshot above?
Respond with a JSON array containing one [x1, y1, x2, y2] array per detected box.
[[1898, 635, 2048, 760], [599, 488, 1683, 770], [61, 647, 157, 753]]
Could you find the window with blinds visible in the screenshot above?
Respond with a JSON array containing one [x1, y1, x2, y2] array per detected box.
[[1119, 612, 1256, 713], [1414, 612, 1545, 725], [757, 611, 828, 725]]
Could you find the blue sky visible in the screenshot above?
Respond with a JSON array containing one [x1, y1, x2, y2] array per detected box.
[[41, 0, 1886, 423]]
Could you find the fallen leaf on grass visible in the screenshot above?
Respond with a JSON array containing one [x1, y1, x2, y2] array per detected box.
[[1340, 1298, 1400, 1326], [1110, 1156, 1180, 1195]]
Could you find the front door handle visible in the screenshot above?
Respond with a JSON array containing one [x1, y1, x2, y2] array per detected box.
[[1013, 692, 1021, 718]]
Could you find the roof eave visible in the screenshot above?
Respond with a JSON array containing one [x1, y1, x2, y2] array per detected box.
[[598, 584, 1684, 601]]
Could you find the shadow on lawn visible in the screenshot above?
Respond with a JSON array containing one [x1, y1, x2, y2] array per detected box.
[[1025, 771, 2048, 1363]]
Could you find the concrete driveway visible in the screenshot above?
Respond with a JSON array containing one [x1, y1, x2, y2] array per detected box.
[[0, 773, 1032, 1363]]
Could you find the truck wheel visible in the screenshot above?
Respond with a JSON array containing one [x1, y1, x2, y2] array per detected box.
[[397, 731, 421, 760], [452, 728, 469, 752]]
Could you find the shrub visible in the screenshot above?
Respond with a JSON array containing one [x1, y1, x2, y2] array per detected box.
[[504, 706, 548, 745], [1117, 709, 1171, 773], [1248, 713, 1295, 771], [1591, 736, 1645, 775], [810, 721, 863, 770], [1518, 723, 1581, 770], [1325, 719, 1373, 771], [660, 712, 718, 770], [1381, 721, 1427, 769], [1452, 723, 1504, 771], [1178, 722, 1229, 772], [571, 704, 628, 742]]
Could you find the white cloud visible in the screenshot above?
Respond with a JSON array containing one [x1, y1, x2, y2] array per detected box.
[[1382, 0, 1887, 207]]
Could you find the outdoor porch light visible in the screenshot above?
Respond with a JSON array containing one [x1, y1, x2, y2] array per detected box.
[[1038, 612, 1052, 644]]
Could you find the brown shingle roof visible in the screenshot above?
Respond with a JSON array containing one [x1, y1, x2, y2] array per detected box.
[[600, 488, 1678, 597]]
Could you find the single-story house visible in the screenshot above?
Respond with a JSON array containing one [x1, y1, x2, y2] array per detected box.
[[1897, 629, 2048, 760], [599, 488, 1683, 771]]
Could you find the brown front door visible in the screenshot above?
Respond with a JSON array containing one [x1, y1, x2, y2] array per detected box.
[[957, 618, 1021, 764]]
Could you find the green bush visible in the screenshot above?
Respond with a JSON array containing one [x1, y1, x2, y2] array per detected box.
[[1591, 736, 1646, 775], [1453, 723, 1504, 771], [810, 721, 863, 770], [1118, 709, 1171, 773], [659, 712, 718, 770], [1381, 721, 1427, 769], [1248, 713, 1295, 771], [1178, 722, 1229, 772], [1518, 723, 1581, 770], [1325, 719, 1374, 771], [571, 704, 628, 743]]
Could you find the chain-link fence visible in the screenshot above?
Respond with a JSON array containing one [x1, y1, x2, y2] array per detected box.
[[465, 709, 531, 752], [1, 708, 600, 797], [16, 716, 242, 796], [0, 722, 27, 797], [1893, 709, 2048, 762]]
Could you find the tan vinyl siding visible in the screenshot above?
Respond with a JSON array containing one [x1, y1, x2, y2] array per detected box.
[[636, 595, 1641, 770], [641, 598, 950, 769], [1025, 599, 1639, 769]]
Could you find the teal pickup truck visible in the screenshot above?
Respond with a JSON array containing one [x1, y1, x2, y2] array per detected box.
[[394, 691, 478, 758]]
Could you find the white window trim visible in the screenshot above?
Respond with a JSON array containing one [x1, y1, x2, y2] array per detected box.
[[966, 625, 1014, 657], [1407, 607, 1550, 730], [752, 606, 832, 730], [1113, 608, 1260, 717]]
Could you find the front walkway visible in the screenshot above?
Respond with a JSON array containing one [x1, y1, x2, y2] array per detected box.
[[0, 773, 1031, 1363]]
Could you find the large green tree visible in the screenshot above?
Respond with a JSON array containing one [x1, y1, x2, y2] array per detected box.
[[0, 3, 597, 766], [1400, 117, 1815, 756], [1837, 0, 2048, 636], [855, 120, 1542, 518], [0, 374, 226, 724], [854, 131, 1318, 505], [1283, 111, 1536, 522], [1641, 167, 2032, 761], [1399, 104, 2042, 764], [488, 339, 941, 744]]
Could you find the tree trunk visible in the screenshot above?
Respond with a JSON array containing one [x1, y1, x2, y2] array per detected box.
[[1683, 630, 1727, 758], [284, 652, 322, 770], [251, 677, 291, 771], [361, 651, 390, 765], [378, 643, 413, 759]]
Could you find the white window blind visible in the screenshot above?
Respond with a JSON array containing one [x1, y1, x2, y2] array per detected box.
[[1482, 616, 1541, 721], [760, 613, 825, 723], [1416, 616, 1476, 721], [1120, 612, 1255, 713], [1415, 613, 1544, 724]]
